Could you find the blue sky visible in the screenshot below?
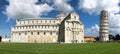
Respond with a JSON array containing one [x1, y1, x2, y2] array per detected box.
[[0, 0, 120, 37]]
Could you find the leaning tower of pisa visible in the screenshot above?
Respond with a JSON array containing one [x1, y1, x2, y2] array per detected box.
[[99, 10, 109, 42]]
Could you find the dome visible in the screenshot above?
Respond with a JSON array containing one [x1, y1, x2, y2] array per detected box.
[[56, 11, 66, 18]]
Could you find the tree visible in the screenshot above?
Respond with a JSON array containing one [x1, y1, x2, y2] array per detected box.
[[0, 36, 2, 42], [95, 36, 99, 41], [109, 34, 114, 41], [115, 34, 120, 41]]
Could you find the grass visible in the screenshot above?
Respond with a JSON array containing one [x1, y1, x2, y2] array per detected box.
[[0, 42, 120, 54]]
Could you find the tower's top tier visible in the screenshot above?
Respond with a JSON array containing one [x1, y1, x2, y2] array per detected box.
[[100, 10, 108, 17]]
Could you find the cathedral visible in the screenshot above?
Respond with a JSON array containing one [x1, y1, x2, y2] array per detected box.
[[11, 11, 84, 43]]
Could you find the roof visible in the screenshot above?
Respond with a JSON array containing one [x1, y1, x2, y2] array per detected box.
[[17, 18, 59, 21], [84, 36, 95, 38]]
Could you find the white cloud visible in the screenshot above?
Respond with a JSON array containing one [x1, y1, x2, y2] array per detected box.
[[109, 14, 120, 35], [4, 0, 74, 20], [79, 0, 120, 14], [53, 0, 74, 13], [4, 0, 53, 19], [42, 0, 74, 13], [85, 24, 99, 36], [79, 0, 97, 14], [79, 0, 120, 36]]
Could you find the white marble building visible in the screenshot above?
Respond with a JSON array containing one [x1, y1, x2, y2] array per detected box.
[[1, 36, 11, 42], [11, 11, 84, 43]]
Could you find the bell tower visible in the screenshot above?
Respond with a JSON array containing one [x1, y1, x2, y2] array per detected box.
[[99, 10, 109, 42]]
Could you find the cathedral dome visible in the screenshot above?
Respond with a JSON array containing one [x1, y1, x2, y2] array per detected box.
[[56, 11, 66, 18]]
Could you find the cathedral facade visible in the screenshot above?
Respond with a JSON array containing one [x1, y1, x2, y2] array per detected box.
[[11, 11, 84, 43]]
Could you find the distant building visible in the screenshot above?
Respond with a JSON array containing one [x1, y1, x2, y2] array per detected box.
[[1, 36, 11, 42], [99, 10, 109, 42], [11, 11, 84, 43], [84, 36, 96, 42]]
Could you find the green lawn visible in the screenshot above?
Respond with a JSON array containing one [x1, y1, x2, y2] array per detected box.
[[0, 42, 120, 54]]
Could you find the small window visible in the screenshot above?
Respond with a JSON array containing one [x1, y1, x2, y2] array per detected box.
[[50, 32, 52, 35], [31, 32, 33, 35], [56, 26, 57, 28], [74, 16, 76, 19], [44, 32, 46, 35], [32, 21, 34, 23], [19, 22, 21, 24], [39, 26, 40, 28], [48, 26, 49, 28], [36, 21, 38, 23], [27, 26, 29, 29], [56, 32, 58, 35], [25, 33, 27, 35], [19, 33, 21, 35], [20, 27, 21, 29], [35, 26, 37, 28], [37, 32, 39, 35], [23, 27, 24, 29], [54, 21, 55, 23], [28, 21, 29, 23], [32, 26, 34, 28], [53, 26, 54, 28], [45, 21, 47, 23]]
